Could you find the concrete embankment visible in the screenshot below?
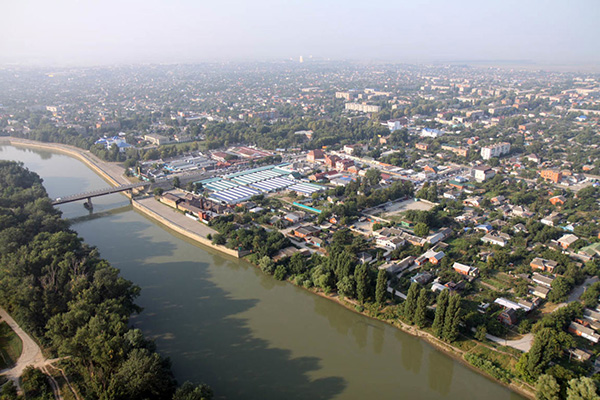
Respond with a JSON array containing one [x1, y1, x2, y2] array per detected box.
[[132, 197, 241, 258], [2, 138, 127, 187]]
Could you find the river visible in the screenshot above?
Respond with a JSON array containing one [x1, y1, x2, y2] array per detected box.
[[0, 144, 525, 400]]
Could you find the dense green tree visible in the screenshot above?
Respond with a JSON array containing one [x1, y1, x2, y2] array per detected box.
[[403, 283, 420, 323], [536, 374, 560, 400], [414, 288, 428, 328], [355, 264, 370, 303], [375, 269, 387, 305], [173, 382, 214, 400], [432, 290, 449, 338], [443, 293, 462, 342], [413, 223, 429, 238], [566, 377, 599, 400], [337, 276, 356, 298]]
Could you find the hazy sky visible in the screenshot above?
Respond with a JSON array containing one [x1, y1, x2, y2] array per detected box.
[[1, 0, 599, 66]]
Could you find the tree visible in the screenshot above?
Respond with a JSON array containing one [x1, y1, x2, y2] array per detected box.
[[365, 168, 382, 186], [375, 269, 387, 305], [443, 293, 462, 342], [414, 222, 429, 238], [259, 256, 275, 275], [403, 283, 420, 323], [153, 187, 164, 196], [355, 264, 370, 303], [172, 176, 181, 188], [566, 377, 599, 400], [273, 265, 287, 281], [337, 276, 356, 298], [414, 288, 428, 328], [432, 290, 449, 338], [173, 381, 214, 400], [475, 325, 487, 341], [527, 328, 574, 378], [536, 374, 560, 400]]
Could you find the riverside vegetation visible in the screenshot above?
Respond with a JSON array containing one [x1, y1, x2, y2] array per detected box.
[[0, 160, 212, 400]]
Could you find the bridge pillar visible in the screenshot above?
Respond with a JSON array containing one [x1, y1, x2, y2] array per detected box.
[[84, 197, 93, 210]]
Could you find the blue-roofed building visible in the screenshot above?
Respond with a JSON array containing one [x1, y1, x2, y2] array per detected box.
[[476, 224, 493, 233], [94, 136, 132, 152]]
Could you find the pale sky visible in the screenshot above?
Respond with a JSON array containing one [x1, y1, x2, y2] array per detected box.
[[1, 0, 599, 66]]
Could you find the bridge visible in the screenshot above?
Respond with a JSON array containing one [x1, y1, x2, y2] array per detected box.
[[52, 182, 152, 206]]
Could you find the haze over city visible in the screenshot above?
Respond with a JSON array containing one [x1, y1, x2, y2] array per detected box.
[[1, 0, 599, 67]]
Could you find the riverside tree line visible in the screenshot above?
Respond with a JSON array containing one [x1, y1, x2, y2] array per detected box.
[[0, 161, 212, 400]]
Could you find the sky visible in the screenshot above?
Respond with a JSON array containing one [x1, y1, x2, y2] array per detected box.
[[1, 0, 599, 67]]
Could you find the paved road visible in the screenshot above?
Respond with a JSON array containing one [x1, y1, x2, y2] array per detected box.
[[471, 327, 534, 352], [0, 308, 46, 390], [486, 333, 534, 352], [555, 276, 600, 310]]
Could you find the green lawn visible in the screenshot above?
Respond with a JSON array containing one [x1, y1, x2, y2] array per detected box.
[[0, 321, 22, 370]]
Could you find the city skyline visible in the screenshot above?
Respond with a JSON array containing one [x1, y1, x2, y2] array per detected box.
[[1, 0, 599, 67]]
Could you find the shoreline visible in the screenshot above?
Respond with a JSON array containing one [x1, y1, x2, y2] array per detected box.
[[1, 138, 535, 399]]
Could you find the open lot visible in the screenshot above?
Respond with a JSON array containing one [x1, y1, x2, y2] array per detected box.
[[377, 199, 435, 221]]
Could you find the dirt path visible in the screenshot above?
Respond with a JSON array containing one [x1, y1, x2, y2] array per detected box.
[[0, 308, 46, 390]]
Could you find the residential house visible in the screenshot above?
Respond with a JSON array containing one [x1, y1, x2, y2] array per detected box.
[[532, 272, 555, 287], [416, 250, 445, 265], [294, 225, 321, 239], [531, 258, 558, 273], [357, 252, 374, 264], [549, 195, 566, 206], [498, 308, 517, 326], [530, 285, 550, 299], [569, 322, 600, 344], [579, 243, 600, 259], [411, 272, 433, 285], [453, 262, 479, 277], [481, 232, 511, 247], [376, 236, 406, 250], [541, 212, 561, 227], [557, 234, 579, 249]]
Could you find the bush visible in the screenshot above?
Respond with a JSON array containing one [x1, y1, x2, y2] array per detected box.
[[464, 353, 513, 384], [273, 265, 287, 281]]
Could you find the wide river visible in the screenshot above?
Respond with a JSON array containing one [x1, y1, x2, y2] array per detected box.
[[0, 144, 525, 400]]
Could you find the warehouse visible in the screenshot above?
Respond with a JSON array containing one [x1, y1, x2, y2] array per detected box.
[[209, 186, 262, 205]]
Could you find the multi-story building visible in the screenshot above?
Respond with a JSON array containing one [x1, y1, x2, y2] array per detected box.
[[540, 169, 562, 183], [442, 144, 469, 157], [344, 103, 381, 113], [473, 165, 495, 182], [480, 142, 511, 160]]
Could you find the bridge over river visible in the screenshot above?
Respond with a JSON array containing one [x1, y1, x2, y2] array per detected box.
[[52, 181, 151, 206]]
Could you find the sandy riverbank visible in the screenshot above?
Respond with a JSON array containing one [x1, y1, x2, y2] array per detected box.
[[2, 138, 536, 399]]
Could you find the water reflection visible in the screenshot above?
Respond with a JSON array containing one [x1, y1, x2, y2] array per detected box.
[[429, 350, 453, 396], [399, 331, 423, 375], [372, 325, 384, 355]]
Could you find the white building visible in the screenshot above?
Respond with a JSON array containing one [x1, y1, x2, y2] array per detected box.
[[420, 128, 444, 138], [481, 142, 511, 160], [345, 103, 381, 113], [473, 166, 496, 182]]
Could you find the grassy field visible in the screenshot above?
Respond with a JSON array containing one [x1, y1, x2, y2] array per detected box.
[[0, 321, 22, 370]]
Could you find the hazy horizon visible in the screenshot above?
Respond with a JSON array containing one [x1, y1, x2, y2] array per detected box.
[[1, 0, 599, 68]]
